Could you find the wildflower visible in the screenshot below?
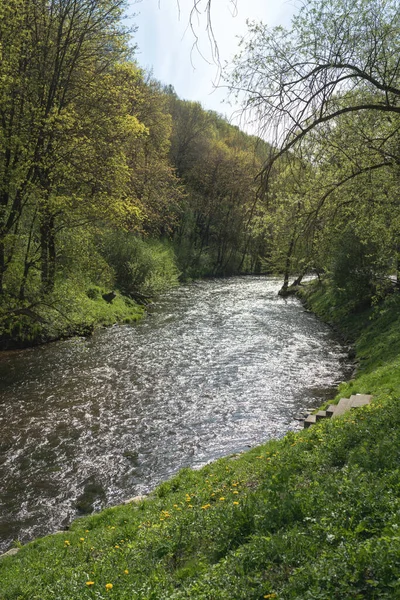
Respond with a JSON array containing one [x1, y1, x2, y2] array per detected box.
[[201, 504, 211, 510], [105, 583, 113, 590], [233, 501, 239, 505], [115, 545, 120, 549], [86, 581, 95, 586], [124, 569, 129, 575], [263, 594, 277, 599], [219, 497, 225, 501], [233, 491, 239, 494], [64, 540, 70, 546], [80, 537, 85, 542]]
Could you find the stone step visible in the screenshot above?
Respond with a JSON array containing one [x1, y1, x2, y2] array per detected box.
[[349, 394, 372, 408], [326, 405, 337, 417], [303, 394, 373, 428], [331, 397, 353, 418], [315, 410, 328, 421], [303, 414, 317, 428]]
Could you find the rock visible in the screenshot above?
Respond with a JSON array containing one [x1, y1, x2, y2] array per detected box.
[[102, 291, 116, 303], [0, 547, 19, 560], [124, 495, 147, 504]]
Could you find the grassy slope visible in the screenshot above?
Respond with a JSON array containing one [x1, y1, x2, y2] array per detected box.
[[0, 283, 144, 349], [1, 281, 400, 599]]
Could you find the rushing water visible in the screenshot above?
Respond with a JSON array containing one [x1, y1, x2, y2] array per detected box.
[[0, 277, 352, 552]]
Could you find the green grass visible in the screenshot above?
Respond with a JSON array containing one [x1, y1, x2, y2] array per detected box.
[[1, 280, 400, 599], [0, 281, 144, 349]]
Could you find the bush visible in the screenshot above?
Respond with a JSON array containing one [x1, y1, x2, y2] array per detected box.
[[101, 232, 180, 298]]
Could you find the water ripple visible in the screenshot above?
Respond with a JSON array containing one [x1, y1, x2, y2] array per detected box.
[[0, 276, 352, 551]]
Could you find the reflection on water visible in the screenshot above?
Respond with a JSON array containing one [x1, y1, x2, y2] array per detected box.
[[0, 277, 351, 552]]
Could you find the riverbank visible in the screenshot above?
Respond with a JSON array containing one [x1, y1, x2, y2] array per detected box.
[[0, 286, 144, 350], [1, 280, 400, 599]]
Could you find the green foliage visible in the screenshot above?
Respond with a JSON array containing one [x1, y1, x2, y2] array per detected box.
[[329, 229, 385, 311], [101, 232, 180, 298]]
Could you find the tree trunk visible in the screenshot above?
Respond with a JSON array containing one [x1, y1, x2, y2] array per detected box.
[[40, 211, 56, 294]]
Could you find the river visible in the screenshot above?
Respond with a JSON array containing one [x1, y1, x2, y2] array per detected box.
[[0, 276, 352, 553]]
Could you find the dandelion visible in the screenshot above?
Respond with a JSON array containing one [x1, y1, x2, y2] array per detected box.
[[201, 504, 211, 510], [233, 491, 239, 494], [86, 581, 95, 586], [115, 545, 120, 549], [64, 540, 70, 546], [124, 569, 129, 575], [105, 583, 113, 591], [233, 501, 239, 505], [219, 497, 225, 501], [263, 594, 277, 599], [80, 537, 85, 542]]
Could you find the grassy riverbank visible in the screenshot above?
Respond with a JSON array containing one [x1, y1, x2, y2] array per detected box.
[[1, 280, 400, 599], [0, 284, 144, 350]]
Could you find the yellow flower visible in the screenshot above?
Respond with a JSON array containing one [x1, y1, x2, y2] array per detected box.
[[233, 491, 239, 494], [201, 504, 211, 510], [79, 537, 85, 542], [233, 501, 239, 505], [115, 545, 120, 549], [219, 497, 225, 501], [86, 581, 95, 586], [105, 583, 113, 590], [64, 540, 70, 546], [264, 594, 277, 599], [124, 569, 129, 575]]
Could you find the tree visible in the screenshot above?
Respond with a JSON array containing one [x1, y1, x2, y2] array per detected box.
[[230, 0, 400, 184], [0, 0, 135, 298]]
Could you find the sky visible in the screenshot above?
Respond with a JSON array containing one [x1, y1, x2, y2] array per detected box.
[[127, 0, 296, 124]]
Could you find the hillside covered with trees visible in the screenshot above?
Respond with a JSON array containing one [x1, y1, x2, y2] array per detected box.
[[0, 0, 271, 348], [229, 0, 400, 305]]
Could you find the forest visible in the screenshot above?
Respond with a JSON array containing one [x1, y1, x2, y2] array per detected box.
[[2, 0, 400, 348], [0, 0, 273, 348]]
